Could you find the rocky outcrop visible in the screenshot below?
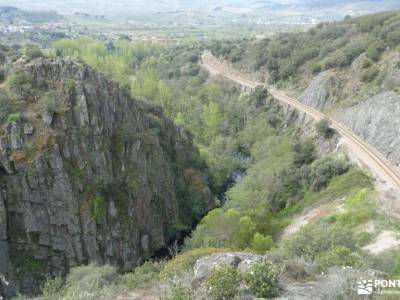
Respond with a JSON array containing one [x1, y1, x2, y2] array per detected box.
[[299, 71, 339, 112], [190, 253, 383, 300], [338, 91, 400, 166], [0, 58, 215, 297], [192, 252, 263, 288]]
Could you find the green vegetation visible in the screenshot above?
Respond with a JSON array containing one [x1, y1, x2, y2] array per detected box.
[[89, 194, 108, 224], [24, 44, 43, 59], [281, 185, 376, 271], [211, 11, 400, 104], [37, 91, 67, 116], [53, 38, 246, 195], [315, 119, 334, 138], [250, 233, 274, 254], [10, 251, 46, 284], [43, 264, 118, 300], [205, 264, 240, 300], [117, 261, 163, 290], [0, 92, 20, 122], [54, 38, 162, 84], [160, 248, 226, 279], [244, 260, 279, 298], [42, 275, 64, 299], [7, 112, 22, 123], [42, 261, 164, 300], [165, 283, 194, 300], [44, 16, 396, 299], [0, 67, 5, 83], [8, 71, 33, 99], [360, 65, 380, 82]]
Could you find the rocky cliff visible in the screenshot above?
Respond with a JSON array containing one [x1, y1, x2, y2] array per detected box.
[[296, 55, 400, 168], [338, 91, 400, 167], [299, 71, 340, 112], [0, 57, 215, 297]]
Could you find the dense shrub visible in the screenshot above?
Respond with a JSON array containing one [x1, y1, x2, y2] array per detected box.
[[387, 29, 400, 47], [42, 275, 64, 299], [282, 224, 357, 261], [283, 257, 318, 281], [269, 167, 306, 211], [24, 44, 43, 59], [0, 66, 5, 83], [316, 245, 361, 270], [0, 92, 18, 122], [43, 264, 119, 300], [366, 41, 385, 61], [336, 190, 376, 227], [315, 119, 334, 138], [185, 207, 271, 251], [340, 39, 368, 67], [293, 139, 316, 166], [7, 112, 22, 123], [0, 51, 5, 65], [206, 264, 240, 300], [308, 157, 349, 191], [360, 65, 379, 82], [367, 249, 400, 277], [311, 64, 322, 75], [37, 91, 67, 115], [166, 283, 194, 300], [250, 233, 274, 254], [89, 195, 108, 224], [118, 261, 162, 290], [8, 71, 32, 98], [244, 260, 279, 298]]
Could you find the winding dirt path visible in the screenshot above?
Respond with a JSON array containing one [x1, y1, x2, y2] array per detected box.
[[201, 51, 400, 197]]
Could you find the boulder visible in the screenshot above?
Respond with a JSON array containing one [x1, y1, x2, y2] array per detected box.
[[192, 252, 263, 287], [9, 122, 23, 150], [23, 123, 34, 135]]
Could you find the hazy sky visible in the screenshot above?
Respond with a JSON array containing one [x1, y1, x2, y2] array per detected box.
[[0, 0, 398, 15]]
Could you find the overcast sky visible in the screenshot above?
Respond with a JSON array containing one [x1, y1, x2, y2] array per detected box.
[[0, 0, 398, 15]]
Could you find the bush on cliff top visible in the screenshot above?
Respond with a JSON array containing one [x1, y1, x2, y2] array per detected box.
[[206, 264, 240, 300]]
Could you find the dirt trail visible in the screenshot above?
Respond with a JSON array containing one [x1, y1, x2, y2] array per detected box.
[[201, 52, 400, 206]]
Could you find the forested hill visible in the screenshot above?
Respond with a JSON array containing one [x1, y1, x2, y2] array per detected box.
[[211, 10, 400, 97], [210, 10, 400, 170]]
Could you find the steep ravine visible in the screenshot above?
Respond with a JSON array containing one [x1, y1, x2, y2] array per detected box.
[[0, 57, 215, 298]]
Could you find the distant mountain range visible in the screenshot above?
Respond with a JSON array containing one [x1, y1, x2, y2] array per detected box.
[[0, 0, 399, 16]]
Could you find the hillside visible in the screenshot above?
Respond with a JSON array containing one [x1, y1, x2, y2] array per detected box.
[[210, 10, 400, 168], [0, 6, 61, 23]]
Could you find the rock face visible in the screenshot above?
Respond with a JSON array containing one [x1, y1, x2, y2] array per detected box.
[[299, 71, 339, 112], [0, 58, 215, 297], [338, 91, 400, 166]]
